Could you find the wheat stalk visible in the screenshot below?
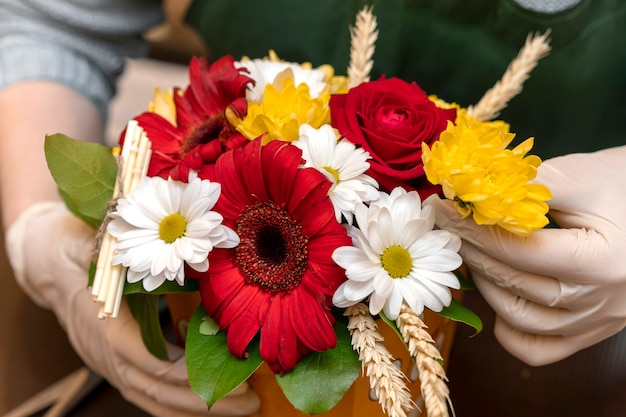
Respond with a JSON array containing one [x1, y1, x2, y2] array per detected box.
[[345, 304, 415, 417], [467, 30, 551, 121], [347, 6, 378, 88], [396, 305, 450, 417]]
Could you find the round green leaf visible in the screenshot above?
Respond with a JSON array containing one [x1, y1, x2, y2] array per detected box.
[[276, 321, 361, 414], [186, 305, 263, 409], [44, 133, 116, 229]]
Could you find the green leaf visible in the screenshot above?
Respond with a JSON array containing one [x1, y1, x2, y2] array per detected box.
[[44, 133, 116, 229], [276, 321, 361, 414], [123, 278, 199, 294], [378, 310, 404, 343], [186, 306, 263, 409], [88, 262, 97, 287], [453, 269, 475, 290], [126, 293, 169, 361], [438, 299, 483, 335]]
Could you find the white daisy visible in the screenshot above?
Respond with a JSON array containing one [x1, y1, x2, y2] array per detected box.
[[294, 124, 379, 223], [332, 187, 462, 319], [236, 57, 328, 102], [108, 176, 239, 291]]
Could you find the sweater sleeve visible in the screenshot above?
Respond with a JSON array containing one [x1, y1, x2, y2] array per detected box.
[[0, 0, 164, 122]]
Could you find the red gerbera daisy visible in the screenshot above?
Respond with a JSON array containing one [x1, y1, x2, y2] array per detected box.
[[129, 55, 252, 181], [196, 137, 351, 374]]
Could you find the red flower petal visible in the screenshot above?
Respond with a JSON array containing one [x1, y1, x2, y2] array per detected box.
[[200, 138, 349, 373], [225, 289, 269, 358], [288, 289, 336, 352], [261, 140, 303, 207]]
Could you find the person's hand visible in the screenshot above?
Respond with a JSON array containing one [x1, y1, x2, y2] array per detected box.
[[424, 145, 626, 366], [5, 202, 260, 416]]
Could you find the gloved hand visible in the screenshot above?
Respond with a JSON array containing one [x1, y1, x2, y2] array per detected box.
[[424, 145, 626, 366], [5, 202, 260, 417]]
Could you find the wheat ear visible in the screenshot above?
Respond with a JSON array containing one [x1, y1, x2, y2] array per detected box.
[[467, 30, 551, 121], [396, 305, 450, 417], [345, 304, 415, 417], [347, 6, 378, 88]]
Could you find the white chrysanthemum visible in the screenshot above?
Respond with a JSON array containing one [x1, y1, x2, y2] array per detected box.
[[332, 187, 462, 319], [236, 58, 328, 102], [294, 124, 379, 223], [108, 176, 239, 291]]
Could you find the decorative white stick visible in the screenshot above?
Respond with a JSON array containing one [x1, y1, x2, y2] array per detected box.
[[92, 120, 152, 318]]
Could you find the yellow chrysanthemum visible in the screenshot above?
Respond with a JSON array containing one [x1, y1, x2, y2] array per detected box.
[[317, 63, 349, 95], [148, 87, 177, 126], [227, 75, 331, 144], [422, 118, 552, 236], [430, 95, 514, 145]]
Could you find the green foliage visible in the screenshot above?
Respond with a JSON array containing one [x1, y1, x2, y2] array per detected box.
[[186, 306, 263, 409], [439, 299, 483, 335], [378, 310, 404, 342], [453, 269, 476, 290], [44, 134, 116, 229], [187, 307, 361, 414], [126, 293, 169, 361], [276, 321, 361, 414]]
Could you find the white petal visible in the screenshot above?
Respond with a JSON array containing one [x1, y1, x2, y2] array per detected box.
[[414, 249, 463, 272], [188, 258, 209, 273], [126, 268, 149, 284], [398, 279, 425, 315], [382, 284, 403, 320], [369, 292, 387, 316], [142, 274, 166, 292], [214, 226, 240, 248], [409, 230, 455, 258], [342, 280, 375, 302], [373, 269, 393, 298], [332, 283, 352, 307], [411, 270, 460, 289]]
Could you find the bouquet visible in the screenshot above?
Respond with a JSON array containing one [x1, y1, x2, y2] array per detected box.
[[45, 7, 552, 417]]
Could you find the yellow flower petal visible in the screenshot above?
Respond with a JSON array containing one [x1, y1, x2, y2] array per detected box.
[[423, 113, 551, 236], [148, 88, 177, 126], [230, 77, 331, 143]]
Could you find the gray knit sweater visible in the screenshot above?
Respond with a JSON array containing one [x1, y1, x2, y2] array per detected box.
[[0, 0, 164, 121]]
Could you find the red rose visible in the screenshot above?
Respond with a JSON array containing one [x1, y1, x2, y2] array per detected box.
[[330, 77, 455, 196]]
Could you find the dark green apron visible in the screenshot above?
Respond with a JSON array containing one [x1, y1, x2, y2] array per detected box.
[[185, 0, 626, 159]]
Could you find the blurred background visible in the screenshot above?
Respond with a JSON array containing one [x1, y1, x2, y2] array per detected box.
[[2, 1, 625, 416]]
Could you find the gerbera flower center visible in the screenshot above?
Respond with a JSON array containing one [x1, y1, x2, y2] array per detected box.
[[180, 113, 230, 156], [381, 245, 413, 278], [159, 213, 187, 243], [322, 165, 340, 184], [236, 201, 309, 293]]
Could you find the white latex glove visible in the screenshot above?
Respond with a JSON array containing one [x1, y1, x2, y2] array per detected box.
[[424, 145, 626, 366], [5, 202, 260, 417]]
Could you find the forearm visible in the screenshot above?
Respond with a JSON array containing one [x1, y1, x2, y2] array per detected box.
[[0, 81, 103, 230]]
